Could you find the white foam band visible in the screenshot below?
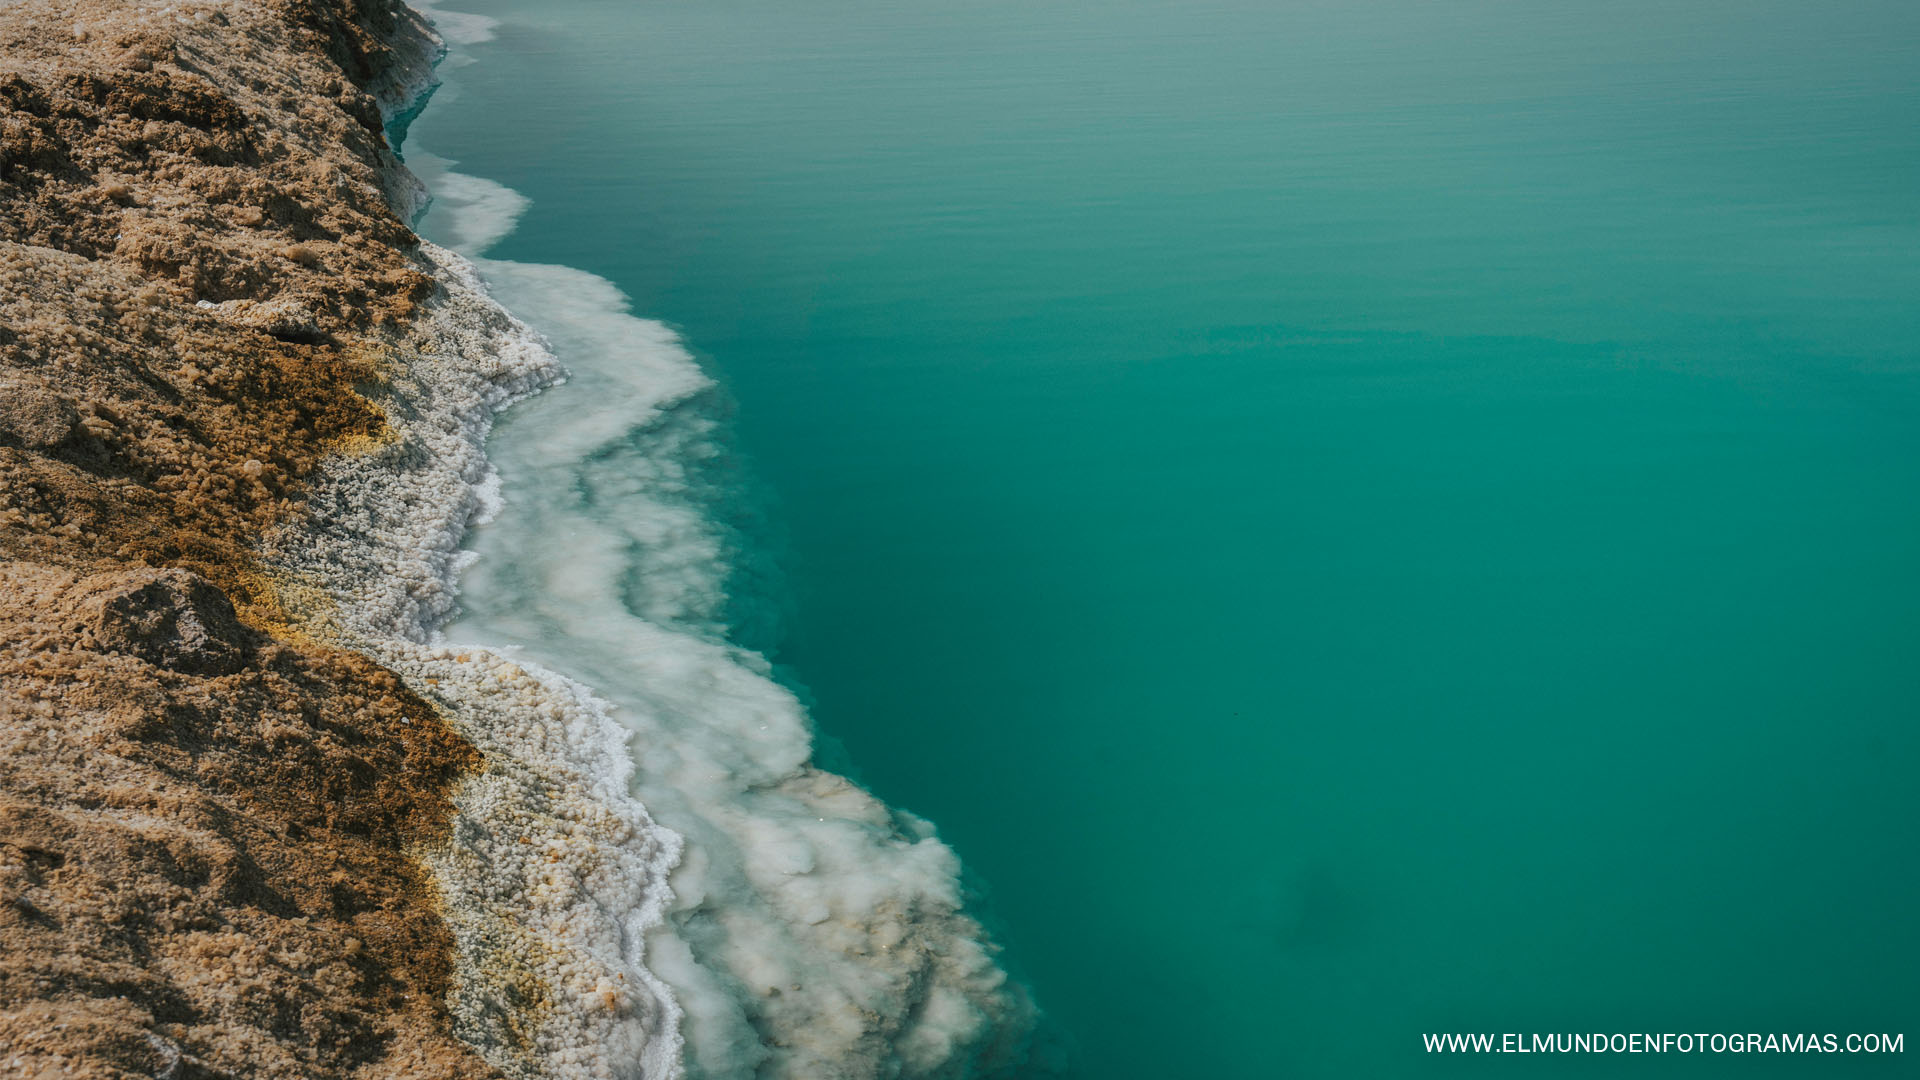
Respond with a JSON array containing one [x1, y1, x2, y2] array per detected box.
[[442, 248, 1035, 1078]]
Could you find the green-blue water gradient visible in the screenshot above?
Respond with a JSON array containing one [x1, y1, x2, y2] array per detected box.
[[406, 1, 1920, 1075]]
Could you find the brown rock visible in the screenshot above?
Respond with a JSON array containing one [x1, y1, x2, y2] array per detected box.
[[84, 568, 255, 676], [0, 374, 79, 452], [0, 563, 494, 1079]]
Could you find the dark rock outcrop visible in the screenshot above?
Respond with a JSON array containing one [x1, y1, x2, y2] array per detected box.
[[85, 568, 255, 675]]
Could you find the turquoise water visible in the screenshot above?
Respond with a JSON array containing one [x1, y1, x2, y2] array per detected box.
[[407, 1, 1920, 1075]]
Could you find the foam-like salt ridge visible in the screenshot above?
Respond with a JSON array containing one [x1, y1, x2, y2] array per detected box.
[[436, 238, 1038, 1079], [259, 241, 687, 1080]]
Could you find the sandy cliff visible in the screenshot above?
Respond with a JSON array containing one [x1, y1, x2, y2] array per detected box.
[[0, 2, 500, 1076]]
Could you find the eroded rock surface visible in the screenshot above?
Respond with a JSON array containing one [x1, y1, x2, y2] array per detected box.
[[1, 563, 486, 1080]]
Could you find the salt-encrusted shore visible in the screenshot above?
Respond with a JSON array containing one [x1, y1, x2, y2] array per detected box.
[[0, 0, 678, 1071], [255, 239, 688, 1079], [2, 2, 1032, 1076], [0, 1, 560, 1075]]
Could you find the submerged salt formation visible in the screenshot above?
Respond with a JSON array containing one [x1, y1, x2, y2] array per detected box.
[[2, 0, 1032, 1076]]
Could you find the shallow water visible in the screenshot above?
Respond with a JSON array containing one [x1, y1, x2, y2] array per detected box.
[[407, 1, 1920, 1076]]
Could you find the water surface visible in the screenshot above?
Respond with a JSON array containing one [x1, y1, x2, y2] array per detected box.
[[410, 1, 1920, 1075]]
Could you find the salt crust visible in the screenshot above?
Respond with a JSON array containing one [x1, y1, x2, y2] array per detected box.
[[258, 240, 686, 1080]]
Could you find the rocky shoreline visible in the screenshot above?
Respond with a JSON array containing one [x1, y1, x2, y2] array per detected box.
[[0, 2, 665, 1076]]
